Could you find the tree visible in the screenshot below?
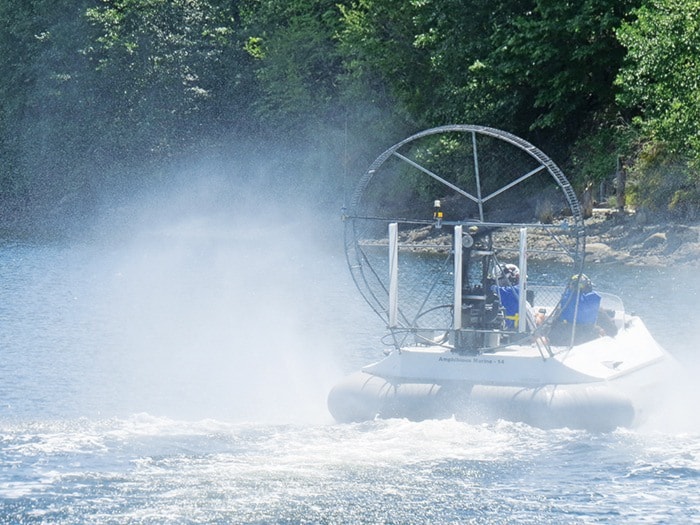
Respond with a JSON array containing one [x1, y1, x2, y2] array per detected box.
[[0, 0, 260, 227], [0, 0, 101, 223], [85, 0, 254, 163], [240, 0, 413, 204], [338, 0, 432, 124], [493, 0, 639, 130], [338, 0, 638, 140], [0, 0, 40, 208], [615, 0, 700, 217], [241, 0, 353, 133], [616, 0, 700, 159]]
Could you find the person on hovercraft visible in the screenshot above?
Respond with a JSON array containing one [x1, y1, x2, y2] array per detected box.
[[494, 263, 522, 330], [549, 274, 617, 345]]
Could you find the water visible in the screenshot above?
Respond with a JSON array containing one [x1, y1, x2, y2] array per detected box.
[[1, 223, 700, 524]]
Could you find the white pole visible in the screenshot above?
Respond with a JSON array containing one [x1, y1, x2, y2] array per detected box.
[[518, 227, 528, 333], [454, 225, 463, 330], [389, 222, 399, 328]]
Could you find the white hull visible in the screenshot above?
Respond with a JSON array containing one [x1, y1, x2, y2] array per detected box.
[[328, 316, 676, 431]]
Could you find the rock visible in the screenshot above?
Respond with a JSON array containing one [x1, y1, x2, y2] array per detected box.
[[404, 226, 431, 243], [642, 232, 666, 249], [394, 213, 700, 267], [634, 209, 648, 224], [608, 225, 626, 236], [584, 242, 625, 263]]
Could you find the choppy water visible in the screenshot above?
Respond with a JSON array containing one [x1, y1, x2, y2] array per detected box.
[[1, 220, 700, 524]]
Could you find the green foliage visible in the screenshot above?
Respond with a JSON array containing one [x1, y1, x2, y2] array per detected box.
[[338, 0, 638, 140], [85, 0, 253, 160], [616, 0, 700, 157], [489, 0, 640, 131], [335, 0, 647, 206], [338, 0, 433, 122], [338, 0, 506, 129], [627, 142, 700, 219], [0, 0, 101, 215], [568, 118, 637, 187], [240, 0, 414, 203], [616, 0, 700, 213], [2, 0, 700, 229], [241, 0, 349, 131]]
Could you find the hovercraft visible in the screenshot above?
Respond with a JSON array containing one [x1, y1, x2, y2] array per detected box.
[[328, 125, 676, 431]]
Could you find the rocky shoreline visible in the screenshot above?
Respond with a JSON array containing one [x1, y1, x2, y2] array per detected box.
[[388, 208, 700, 267], [584, 209, 700, 267]]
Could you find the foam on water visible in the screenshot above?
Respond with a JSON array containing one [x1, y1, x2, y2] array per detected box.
[[1, 415, 699, 523]]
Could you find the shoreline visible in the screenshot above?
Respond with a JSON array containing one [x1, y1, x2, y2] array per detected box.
[[388, 208, 700, 268], [584, 208, 700, 267]]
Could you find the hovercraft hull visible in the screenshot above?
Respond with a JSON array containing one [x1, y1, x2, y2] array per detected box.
[[328, 370, 638, 431], [328, 316, 675, 431]]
